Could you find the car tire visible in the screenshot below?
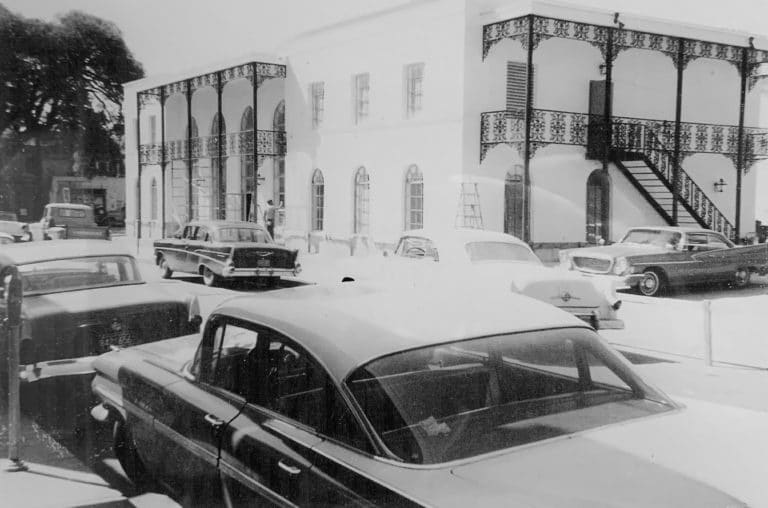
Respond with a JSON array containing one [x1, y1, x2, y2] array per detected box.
[[113, 420, 152, 489], [734, 268, 751, 288], [202, 266, 219, 287], [158, 256, 173, 279], [638, 269, 666, 297]]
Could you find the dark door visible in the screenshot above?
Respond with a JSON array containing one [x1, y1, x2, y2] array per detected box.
[[586, 170, 610, 244], [149, 317, 252, 500], [504, 173, 524, 239], [587, 80, 612, 160], [219, 329, 375, 507]]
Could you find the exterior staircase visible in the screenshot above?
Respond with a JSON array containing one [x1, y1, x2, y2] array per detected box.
[[609, 121, 734, 239]]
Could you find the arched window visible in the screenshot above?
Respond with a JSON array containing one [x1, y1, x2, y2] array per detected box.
[[586, 169, 610, 244], [240, 107, 254, 221], [273, 101, 286, 208], [404, 165, 423, 230], [150, 178, 158, 221], [354, 167, 370, 235], [311, 169, 324, 231], [504, 171, 524, 238]]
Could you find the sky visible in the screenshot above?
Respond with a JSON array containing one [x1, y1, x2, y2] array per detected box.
[[3, 0, 768, 77]]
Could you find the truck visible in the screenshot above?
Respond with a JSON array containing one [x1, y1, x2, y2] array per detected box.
[[40, 203, 111, 240]]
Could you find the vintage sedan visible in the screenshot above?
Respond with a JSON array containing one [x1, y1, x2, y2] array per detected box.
[[0, 240, 202, 386], [90, 283, 761, 506], [0, 211, 33, 242], [342, 228, 622, 330], [559, 226, 768, 296], [154, 220, 301, 287]]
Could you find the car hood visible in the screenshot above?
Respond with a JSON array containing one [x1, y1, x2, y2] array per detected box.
[[445, 398, 760, 508], [565, 243, 669, 259], [22, 282, 187, 319]]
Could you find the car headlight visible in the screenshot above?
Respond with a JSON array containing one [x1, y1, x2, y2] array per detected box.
[[613, 257, 629, 275]]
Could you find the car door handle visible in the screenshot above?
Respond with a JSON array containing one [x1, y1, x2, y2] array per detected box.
[[203, 413, 224, 428], [277, 460, 301, 476]]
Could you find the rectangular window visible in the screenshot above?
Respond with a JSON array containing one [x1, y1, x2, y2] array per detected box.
[[310, 82, 324, 129], [506, 62, 534, 111], [404, 63, 424, 118], [353, 73, 370, 124], [149, 115, 157, 144]]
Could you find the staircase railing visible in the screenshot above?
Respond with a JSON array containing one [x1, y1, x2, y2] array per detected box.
[[611, 118, 734, 239]]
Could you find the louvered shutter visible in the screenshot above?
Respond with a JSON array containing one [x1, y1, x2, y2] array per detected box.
[[506, 62, 533, 111]]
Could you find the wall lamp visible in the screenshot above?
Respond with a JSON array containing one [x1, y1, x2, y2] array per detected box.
[[714, 178, 727, 193]]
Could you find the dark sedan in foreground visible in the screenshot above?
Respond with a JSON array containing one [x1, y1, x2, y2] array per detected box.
[[91, 283, 753, 507], [0, 240, 201, 384], [154, 220, 301, 287]]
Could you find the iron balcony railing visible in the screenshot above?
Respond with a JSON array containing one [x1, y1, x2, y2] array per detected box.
[[139, 129, 286, 164]]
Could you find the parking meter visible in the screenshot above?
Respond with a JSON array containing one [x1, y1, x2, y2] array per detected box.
[[3, 265, 27, 471]]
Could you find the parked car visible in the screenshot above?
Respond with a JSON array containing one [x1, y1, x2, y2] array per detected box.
[[153, 220, 301, 287], [0, 240, 202, 385], [90, 283, 758, 506], [342, 228, 623, 329], [559, 226, 768, 296], [0, 211, 33, 242], [40, 203, 111, 240]]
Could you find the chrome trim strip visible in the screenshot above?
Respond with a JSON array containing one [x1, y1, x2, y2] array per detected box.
[[218, 459, 296, 508]]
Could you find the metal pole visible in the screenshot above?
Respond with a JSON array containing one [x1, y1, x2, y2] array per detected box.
[[4, 266, 27, 472], [251, 63, 259, 223], [522, 15, 534, 243], [703, 299, 713, 366], [160, 88, 167, 237], [602, 29, 614, 171], [136, 93, 142, 243], [186, 80, 193, 222], [672, 39, 685, 225], [735, 47, 749, 241], [217, 72, 224, 220]]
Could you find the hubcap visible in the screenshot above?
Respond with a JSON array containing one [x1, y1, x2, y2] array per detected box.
[[642, 274, 658, 292]]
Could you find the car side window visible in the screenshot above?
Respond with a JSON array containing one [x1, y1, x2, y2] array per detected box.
[[705, 233, 729, 250], [183, 226, 198, 240], [199, 320, 258, 398], [685, 233, 708, 251], [261, 335, 372, 452], [198, 227, 211, 242]]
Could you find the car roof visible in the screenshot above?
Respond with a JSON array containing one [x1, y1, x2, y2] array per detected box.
[[214, 282, 587, 381], [400, 228, 529, 247], [187, 220, 266, 230], [625, 226, 714, 234], [0, 240, 133, 265]]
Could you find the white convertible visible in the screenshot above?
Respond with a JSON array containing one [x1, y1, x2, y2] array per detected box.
[[342, 228, 623, 330]]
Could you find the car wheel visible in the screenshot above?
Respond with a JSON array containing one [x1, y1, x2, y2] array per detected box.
[[734, 268, 751, 288], [158, 256, 173, 279], [113, 420, 152, 489], [202, 267, 219, 287], [638, 269, 665, 297]]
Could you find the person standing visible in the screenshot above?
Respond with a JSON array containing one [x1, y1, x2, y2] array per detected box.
[[264, 199, 276, 238]]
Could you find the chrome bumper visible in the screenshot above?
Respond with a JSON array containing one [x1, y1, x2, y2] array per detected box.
[[224, 267, 299, 278], [576, 271, 644, 290]]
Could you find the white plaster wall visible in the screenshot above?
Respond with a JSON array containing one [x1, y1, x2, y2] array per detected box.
[[283, 0, 466, 243]]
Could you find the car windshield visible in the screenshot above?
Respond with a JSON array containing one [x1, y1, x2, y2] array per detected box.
[[395, 236, 439, 260], [465, 241, 540, 264], [0, 212, 17, 221], [620, 229, 681, 247], [18, 255, 142, 295], [347, 328, 673, 465], [217, 227, 270, 243]]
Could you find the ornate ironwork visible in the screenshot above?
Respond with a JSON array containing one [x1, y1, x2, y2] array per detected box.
[[148, 61, 287, 97], [138, 143, 162, 165], [483, 14, 750, 70]]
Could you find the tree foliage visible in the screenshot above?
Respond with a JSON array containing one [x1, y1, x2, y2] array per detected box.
[[0, 5, 144, 176]]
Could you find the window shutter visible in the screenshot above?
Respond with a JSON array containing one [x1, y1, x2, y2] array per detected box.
[[506, 62, 533, 111]]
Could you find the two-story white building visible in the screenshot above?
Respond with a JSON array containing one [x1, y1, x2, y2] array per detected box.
[[124, 0, 768, 253]]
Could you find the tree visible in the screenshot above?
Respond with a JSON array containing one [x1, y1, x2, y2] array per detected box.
[[0, 5, 144, 181]]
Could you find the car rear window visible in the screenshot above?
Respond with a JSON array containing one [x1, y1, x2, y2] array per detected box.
[[54, 208, 87, 218], [217, 227, 270, 243], [347, 328, 673, 464], [18, 255, 142, 295], [465, 241, 540, 263]]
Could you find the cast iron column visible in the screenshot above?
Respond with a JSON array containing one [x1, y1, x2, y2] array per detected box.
[[217, 71, 224, 220], [602, 28, 614, 172], [251, 63, 259, 223], [672, 39, 685, 225], [136, 93, 142, 239], [522, 15, 534, 243], [160, 88, 167, 237], [735, 46, 749, 240], [186, 80, 193, 221]]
